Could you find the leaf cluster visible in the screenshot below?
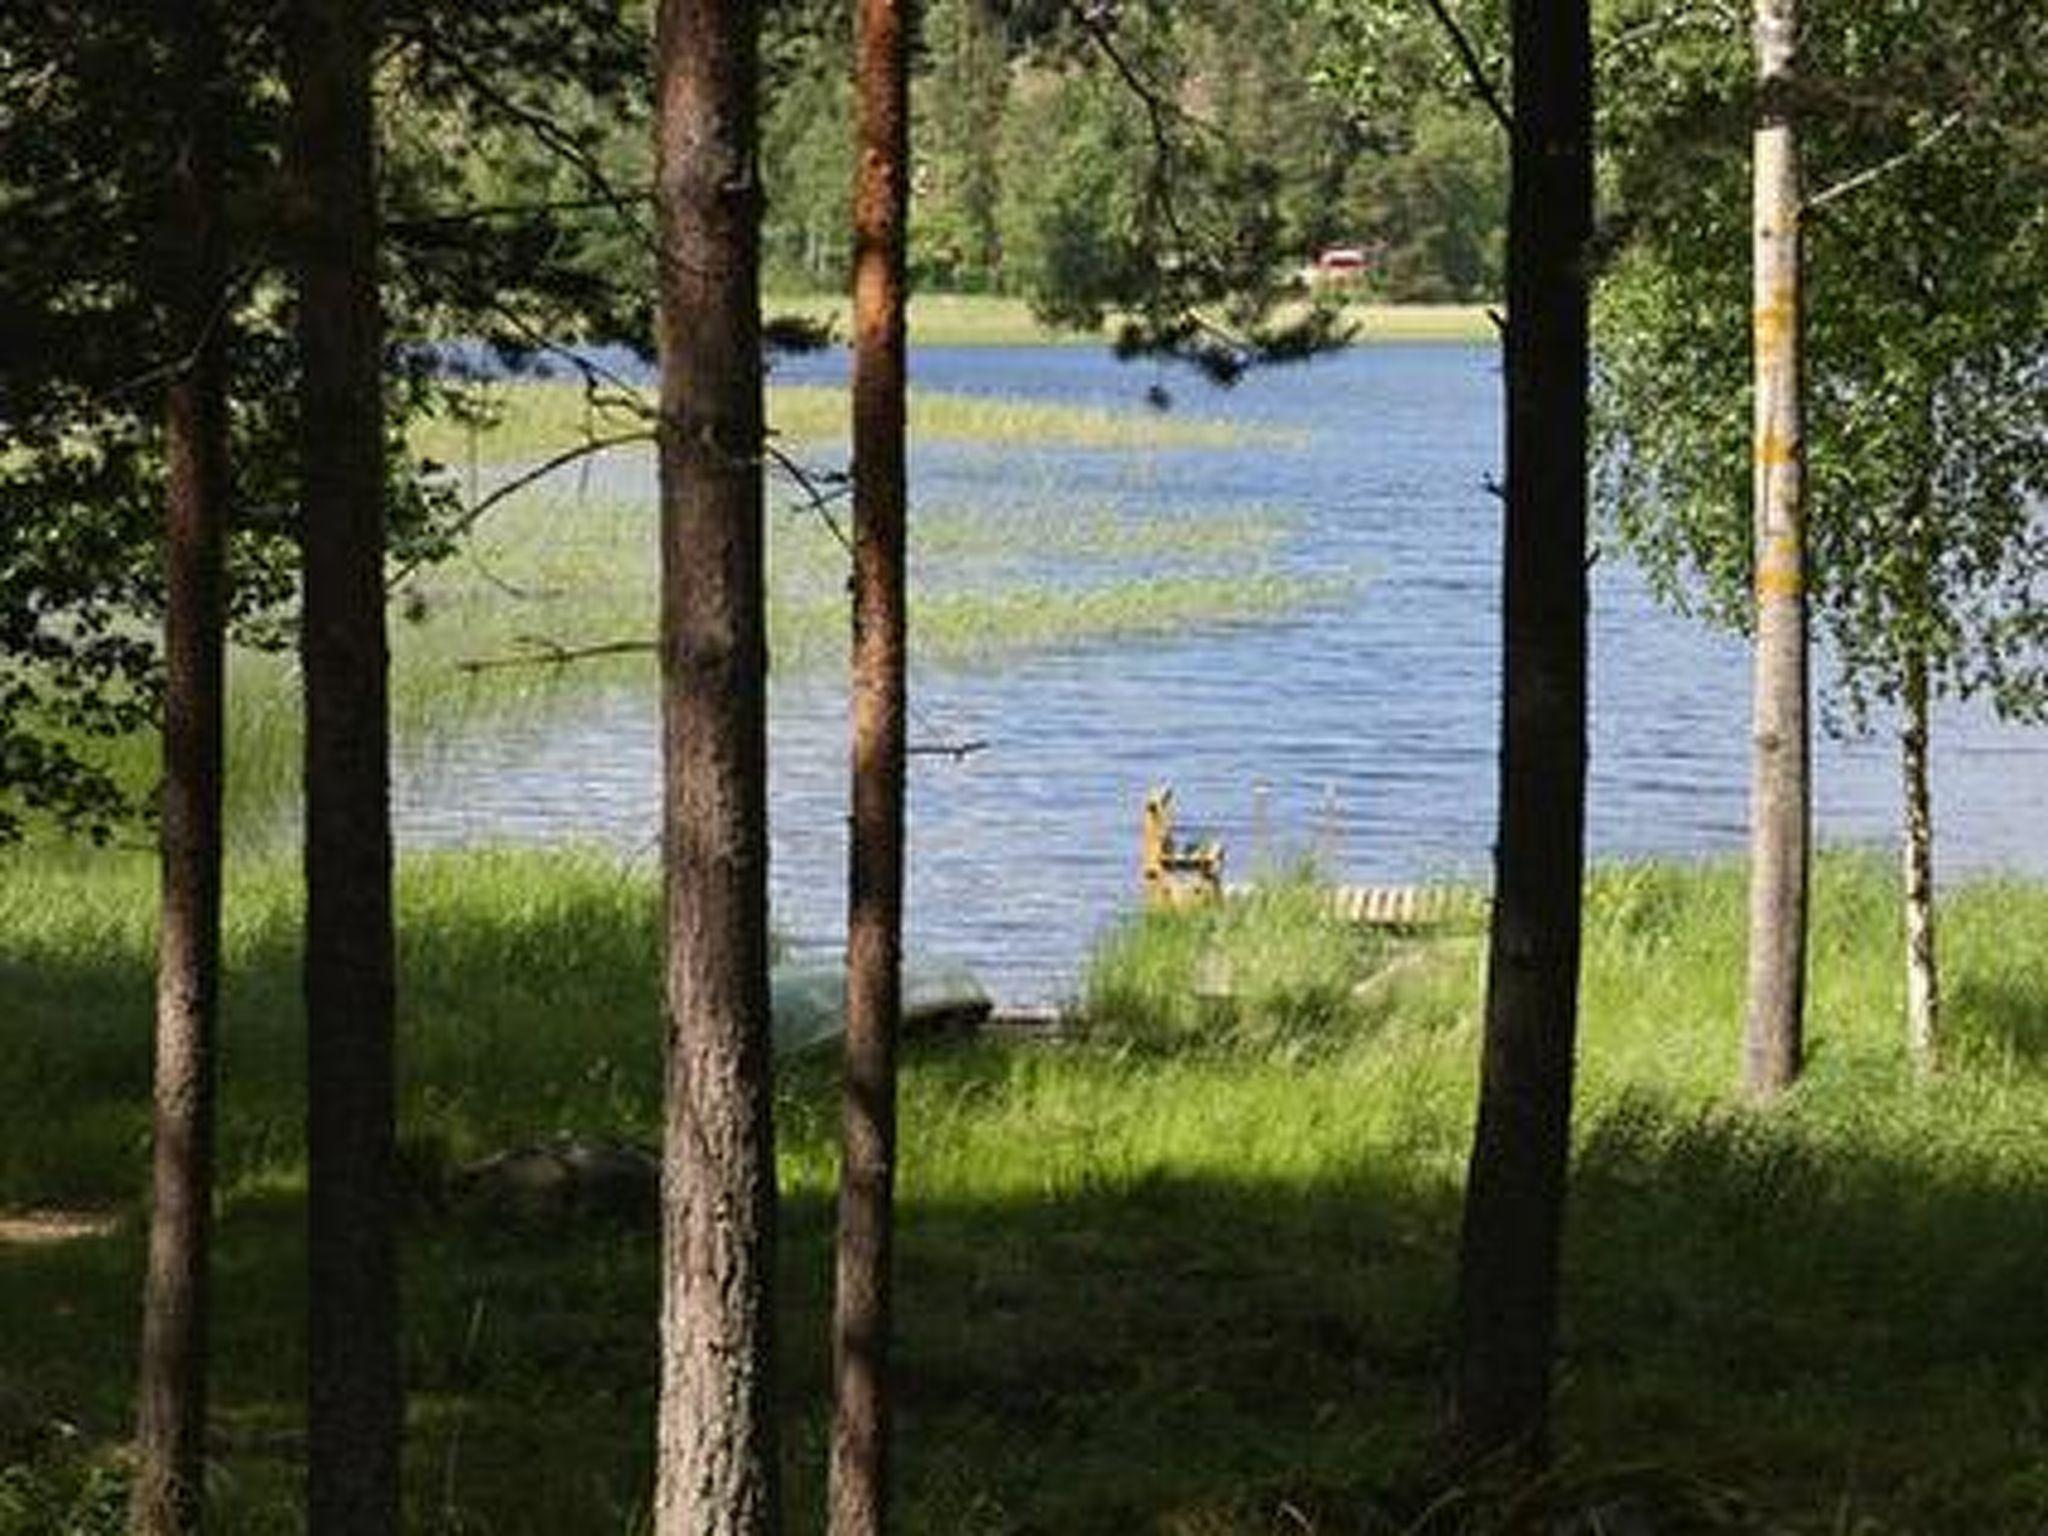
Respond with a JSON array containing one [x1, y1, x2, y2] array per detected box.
[[0, 1, 651, 840]]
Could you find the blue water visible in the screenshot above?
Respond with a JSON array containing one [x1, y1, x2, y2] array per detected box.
[[394, 343, 2048, 1003]]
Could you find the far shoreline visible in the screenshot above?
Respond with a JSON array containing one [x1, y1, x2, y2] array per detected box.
[[765, 291, 1495, 348]]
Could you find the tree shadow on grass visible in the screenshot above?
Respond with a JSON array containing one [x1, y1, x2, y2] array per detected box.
[[7, 1081, 2048, 1533], [1564, 1094, 2048, 1533]]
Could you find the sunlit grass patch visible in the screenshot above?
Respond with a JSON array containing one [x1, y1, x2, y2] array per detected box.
[[1084, 879, 1390, 1054]]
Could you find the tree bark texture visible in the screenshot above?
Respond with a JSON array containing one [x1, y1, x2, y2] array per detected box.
[[1450, 0, 1592, 1467], [829, 0, 910, 1531], [652, 2, 781, 1532], [134, 5, 228, 1526], [287, 0, 402, 1526], [1743, 0, 1810, 1099], [1901, 646, 1939, 1072]]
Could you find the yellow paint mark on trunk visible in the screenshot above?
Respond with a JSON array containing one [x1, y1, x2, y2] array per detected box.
[[1755, 531, 1803, 601], [1753, 294, 1795, 351]]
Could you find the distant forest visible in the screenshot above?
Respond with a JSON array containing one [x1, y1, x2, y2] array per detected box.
[[759, 0, 1507, 303]]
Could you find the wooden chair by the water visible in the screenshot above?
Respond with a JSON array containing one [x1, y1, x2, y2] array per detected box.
[[1141, 786, 1224, 909]]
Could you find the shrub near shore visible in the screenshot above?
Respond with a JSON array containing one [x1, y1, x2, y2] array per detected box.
[[3, 849, 2048, 1527]]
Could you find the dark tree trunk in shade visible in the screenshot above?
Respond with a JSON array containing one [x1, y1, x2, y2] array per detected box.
[[829, 0, 910, 1531], [287, 0, 401, 1526], [651, 2, 781, 1532], [1449, 0, 1592, 1466], [133, 4, 228, 1528]]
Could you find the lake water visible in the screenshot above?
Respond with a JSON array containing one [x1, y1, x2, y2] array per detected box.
[[393, 343, 2048, 1004]]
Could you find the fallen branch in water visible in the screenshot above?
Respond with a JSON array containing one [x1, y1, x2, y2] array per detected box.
[[908, 739, 989, 760]]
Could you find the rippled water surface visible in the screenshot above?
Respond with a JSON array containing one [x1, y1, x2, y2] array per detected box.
[[394, 344, 2048, 1003]]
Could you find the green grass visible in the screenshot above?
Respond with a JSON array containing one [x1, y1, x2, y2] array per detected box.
[[1085, 876, 1398, 1054], [762, 292, 1496, 348], [5, 849, 2048, 1529], [142, 483, 1327, 840], [43, 354, 1323, 846], [409, 379, 1270, 469]]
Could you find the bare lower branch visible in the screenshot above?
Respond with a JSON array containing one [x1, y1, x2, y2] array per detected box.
[[908, 739, 989, 760], [455, 635, 655, 673], [389, 428, 652, 592], [482, 299, 656, 407], [1807, 111, 1963, 213], [764, 439, 856, 555], [387, 193, 653, 239]]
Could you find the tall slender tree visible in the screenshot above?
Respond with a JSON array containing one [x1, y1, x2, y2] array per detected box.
[[652, 1, 781, 1531], [1742, 0, 1808, 1098], [1449, 0, 1592, 1466], [132, 4, 230, 1529], [287, 0, 401, 1525], [829, 0, 910, 1530]]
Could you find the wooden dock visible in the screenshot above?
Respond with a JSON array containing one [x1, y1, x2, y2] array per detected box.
[[1224, 881, 1489, 935]]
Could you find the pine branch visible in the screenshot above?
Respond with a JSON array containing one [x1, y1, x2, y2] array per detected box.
[[1418, 0, 1511, 134]]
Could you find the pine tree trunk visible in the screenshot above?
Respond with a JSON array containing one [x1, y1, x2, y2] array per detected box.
[[652, 2, 780, 1531], [1901, 647, 1940, 1072], [287, 0, 401, 1526], [1743, 0, 1810, 1099], [829, 0, 909, 1530], [133, 6, 228, 1526], [1449, 0, 1592, 1467]]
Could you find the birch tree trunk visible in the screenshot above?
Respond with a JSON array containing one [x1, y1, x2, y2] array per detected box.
[[1449, 0, 1592, 1466], [1901, 646, 1940, 1071], [652, 1, 781, 1530], [829, 0, 909, 1531], [133, 4, 228, 1526], [1743, 0, 1811, 1100]]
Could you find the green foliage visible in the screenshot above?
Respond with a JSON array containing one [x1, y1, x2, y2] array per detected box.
[[0, 1, 647, 842], [757, 0, 1509, 350], [1304, 0, 1509, 302], [1594, 0, 2048, 727], [1342, 101, 1507, 302], [913, 0, 1011, 290], [760, 24, 855, 291]]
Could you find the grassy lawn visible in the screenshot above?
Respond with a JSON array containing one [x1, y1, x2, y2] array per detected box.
[[4, 849, 2048, 1530]]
